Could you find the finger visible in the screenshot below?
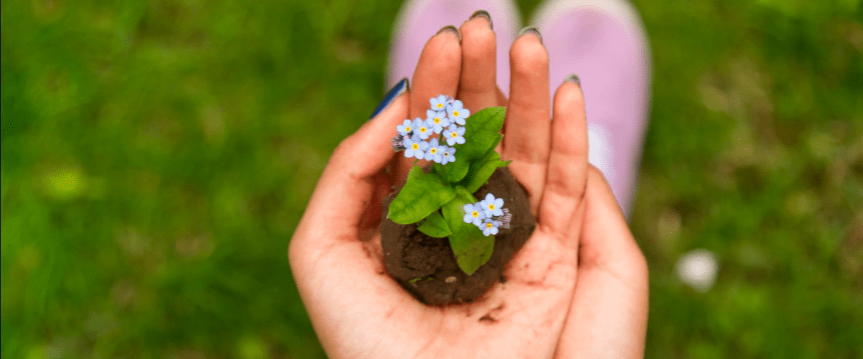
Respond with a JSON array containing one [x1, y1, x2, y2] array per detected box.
[[394, 27, 462, 183], [503, 29, 551, 214], [554, 167, 649, 359], [410, 27, 462, 117], [457, 12, 498, 112], [539, 78, 588, 243]]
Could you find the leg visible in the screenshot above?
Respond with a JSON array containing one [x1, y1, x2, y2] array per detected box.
[[532, 0, 651, 217], [386, 0, 522, 96]]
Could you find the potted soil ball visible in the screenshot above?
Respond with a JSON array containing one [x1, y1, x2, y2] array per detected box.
[[380, 95, 536, 306]]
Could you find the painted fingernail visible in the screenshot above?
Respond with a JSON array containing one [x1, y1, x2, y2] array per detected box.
[[518, 26, 542, 44], [564, 74, 581, 87], [470, 10, 493, 30], [370, 78, 409, 120], [437, 25, 461, 41]]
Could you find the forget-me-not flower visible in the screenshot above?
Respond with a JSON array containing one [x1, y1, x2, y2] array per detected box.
[[430, 95, 449, 111], [427, 109, 450, 134], [462, 203, 486, 226], [397, 119, 414, 137], [403, 135, 429, 160], [413, 118, 432, 140], [426, 138, 442, 163], [443, 124, 466, 146], [480, 193, 504, 217], [447, 100, 470, 125], [481, 219, 500, 236], [439, 145, 456, 165]]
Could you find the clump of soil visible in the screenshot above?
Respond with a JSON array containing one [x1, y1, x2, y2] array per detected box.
[[380, 167, 536, 306]]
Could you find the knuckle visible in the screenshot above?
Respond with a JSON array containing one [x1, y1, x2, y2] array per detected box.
[[332, 135, 358, 161], [546, 167, 577, 197], [506, 141, 546, 163]]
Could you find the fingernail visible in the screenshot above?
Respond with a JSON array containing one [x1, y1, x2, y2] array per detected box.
[[437, 25, 461, 41], [470, 10, 493, 30], [370, 78, 409, 120], [564, 74, 581, 87], [518, 26, 542, 43]]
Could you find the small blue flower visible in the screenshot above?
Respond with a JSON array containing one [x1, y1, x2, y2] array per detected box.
[[480, 193, 504, 217], [439, 145, 456, 164], [446, 100, 470, 125], [413, 118, 432, 140], [403, 135, 429, 160], [426, 109, 451, 134], [481, 219, 500, 236], [426, 138, 443, 163], [396, 119, 414, 137], [443, 124, 466, 146], [430, 95, 449, 111], [462, 203, 486, 226]]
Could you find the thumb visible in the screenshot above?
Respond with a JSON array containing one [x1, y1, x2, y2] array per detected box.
[[290, 82, 409, 283], [294, 81, 410, 245], [289, 84, 422, 353]]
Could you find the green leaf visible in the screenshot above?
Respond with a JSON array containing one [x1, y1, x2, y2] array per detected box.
[[437, 159, 470, 183], [441, 187, 494, 275], [434, 107, 505, 183], [388, 166, 457, 224], [417, 211, 452, 238], [461, 151, 511, 193], [433, 162, 449, 183], [458, 107, 506, 161]]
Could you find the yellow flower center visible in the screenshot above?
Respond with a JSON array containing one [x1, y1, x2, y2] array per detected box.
[[405, 126, 412, 132], [488, 204, 495, 210], [434, 117, 441, 124], [436, 103, 443, 109], [412, 143, 419, 150], [453, 110, 460, 117], [451, 132, 458, 138], [486, 223, 493, 229], [472, 211, 480, 218], [430, 148, 437, 154], [420, 127, 427, 133]]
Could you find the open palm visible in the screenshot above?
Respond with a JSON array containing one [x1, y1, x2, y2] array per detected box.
[[289, 15, 648, 359]]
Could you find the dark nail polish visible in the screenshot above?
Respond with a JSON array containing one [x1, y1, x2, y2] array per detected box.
[[370, 78, 409, 120], [470, 10, 493, 30], [564, 74, 581, 86], [437, 25, 461, 41], [518, 26, 542, 43]]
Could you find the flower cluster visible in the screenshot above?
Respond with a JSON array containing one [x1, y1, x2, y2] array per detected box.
[[462, 193, 512, 236], [392, 95, 470, 164]]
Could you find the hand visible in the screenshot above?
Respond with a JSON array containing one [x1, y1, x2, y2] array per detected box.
[[289, 15, 647, 358]]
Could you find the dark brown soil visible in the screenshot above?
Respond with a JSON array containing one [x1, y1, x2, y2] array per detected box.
[[380, 167, 536, 306]]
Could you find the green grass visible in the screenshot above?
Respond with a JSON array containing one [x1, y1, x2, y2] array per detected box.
[[2, 0, 862, 357]]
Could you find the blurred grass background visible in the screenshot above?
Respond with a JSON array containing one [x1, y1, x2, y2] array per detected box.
[[2, 0, 862, 357]]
